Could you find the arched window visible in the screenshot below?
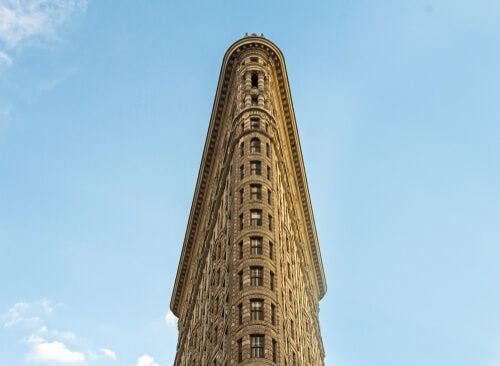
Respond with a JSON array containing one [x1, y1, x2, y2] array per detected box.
[[250, 138, 261, 153], [251, 72, 258, 88]]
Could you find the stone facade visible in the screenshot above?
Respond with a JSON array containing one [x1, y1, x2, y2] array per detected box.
[[170, 35, 327, 366]]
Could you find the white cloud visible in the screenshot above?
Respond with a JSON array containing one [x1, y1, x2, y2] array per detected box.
[[27, 335, 86, 364], [0, 0, 87, 63], [164, 310, 177, 328], [2, 299, 60, 329], [0, 50, 12, 64], [3, 301, 42, 328], [136, 354, 161, 366], [38, 326, 76, 342], [100, 348, 117, 361]]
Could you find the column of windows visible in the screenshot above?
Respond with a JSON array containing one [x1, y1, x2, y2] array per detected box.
[[236, 66, 277, 363]]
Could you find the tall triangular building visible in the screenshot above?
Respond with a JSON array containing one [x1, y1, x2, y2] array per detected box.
[[171, 35, 327, 365]]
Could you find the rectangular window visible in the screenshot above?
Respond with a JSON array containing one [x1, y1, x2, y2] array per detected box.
[[239, 241, 243, 259], [239, 214, 244, 230], [238, 338, 243, 362], [251, 95, 258, 106], [267, 189, 272, 204], [270, 271, 275, 291], [272, 339, 277, 362], [250, 266, 263, 286], [250, 334, 265, 358], [269, 241, 274, 259], [251, 299, 264, 321], [239, 188, 244, 204], [250, 160, 261, 175], [266, 143, 271, 157], [240, 141, 244, 157], [250, 184, 262, 200], [238, 303, 243, 325], [268, 214, 273, 230], [240, 164, 245, 179], [267, 166, 271, 179], [250, 236, 263, 255], [239, 270, 243, 290], [250, 209, 262, 226], [250, 138, 261, 153], [251, 118, 260, 129], [271, 303, 276, 325]]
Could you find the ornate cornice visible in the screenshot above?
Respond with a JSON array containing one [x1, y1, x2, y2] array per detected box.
[[170, 35, 327, 316]]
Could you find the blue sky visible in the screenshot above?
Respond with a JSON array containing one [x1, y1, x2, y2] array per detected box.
[[0, 1, 499, 365]]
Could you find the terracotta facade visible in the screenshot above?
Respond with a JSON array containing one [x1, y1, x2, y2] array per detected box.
[[171, 35, 327, 366]]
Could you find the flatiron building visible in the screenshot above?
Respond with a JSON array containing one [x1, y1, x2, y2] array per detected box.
[[171, 35, 327, 365]]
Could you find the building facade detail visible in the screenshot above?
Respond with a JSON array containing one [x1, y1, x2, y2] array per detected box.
[[171, 35, 327, 366]]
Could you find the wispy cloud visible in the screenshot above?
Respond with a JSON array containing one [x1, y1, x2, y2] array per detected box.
[[100, 348, 117, 361], [136, 354, 161, 366], [2, 301, 46, 328], [27, 335, 86, 365], [3, 300, 116, 365], [0, 0, 87, 64], [38, 65, 78, 91], [164, 310, 177, 328], [0, 50, 12, 64]]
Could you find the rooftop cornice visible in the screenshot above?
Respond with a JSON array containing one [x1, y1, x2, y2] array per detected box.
[[170, 36, 327, 316]]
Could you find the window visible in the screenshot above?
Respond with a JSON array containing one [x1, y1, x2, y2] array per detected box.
[[266, 143, 270, 157], [251, 73, 258, 88], [250, 57, 258, 63], [250, 299, 264, 320], [239, 188, 244, 204], [270, 271, 275, 291], [239, 241, 243, 259], [267, 189, 272, 205], [240, 164, 244, 179], [238, 303, 243, 325], [272, 339, 277, 363], [250, 137, 261, 153], [268, 214, 273, 230], [269, 241, 274, 259], [250, 335, 265, 358], [267, 165, 271, 179], [251, 117, 260, 129], [250, 266, 263, 286], [238, 270, 243, 290], [250, 161, 261, 175], [239, 213, 243, 230], [250, 209, 262, 226], [240, 141, 244, 156], [271, 303, 276, 325], [251, 95, 258, 105], [250, 184, 262, 200], [250, 236, 263, 255], [238, 338, 243, 362]]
